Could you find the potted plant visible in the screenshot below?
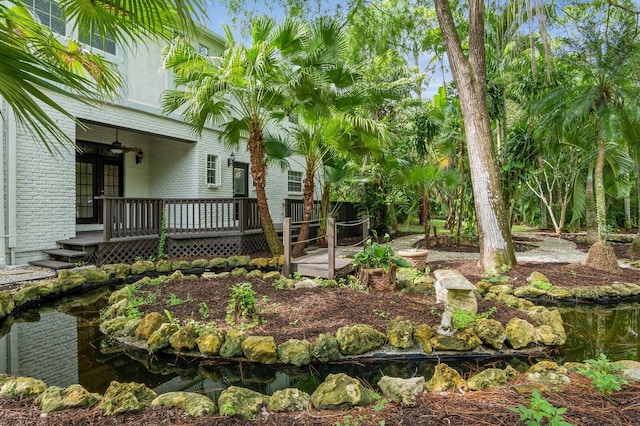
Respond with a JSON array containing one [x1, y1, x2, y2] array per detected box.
[[352, 232, 411, 291]]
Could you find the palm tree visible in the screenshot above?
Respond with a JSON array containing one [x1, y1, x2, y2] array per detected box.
[[534, 4, 640, 242], [162, 17, 315, 255], [1, 0, 205, 149]]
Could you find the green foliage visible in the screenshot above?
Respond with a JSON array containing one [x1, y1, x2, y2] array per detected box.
[[372, 309, 390, 320], [166, 293, 191, 306], [373, 393, 388, 412], [578, 354, 628, 395], [352, 231, 411, 273], [481, 270, 510, 284], [508, 389, 573, 426], [226, 282, 261, 328], [125, 286, 160, 320], [164, 309, 179, 325], [452, 307, 497, 330], [198, 302, 210, 319], [156, 210, 169, 260], [530, 280, 552, 291]]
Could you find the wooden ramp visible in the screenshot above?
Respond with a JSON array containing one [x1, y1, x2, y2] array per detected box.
[[291, 247, 360, 279]]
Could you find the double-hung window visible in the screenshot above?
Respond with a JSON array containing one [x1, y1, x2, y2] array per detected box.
[[206, 154, 219, 187], [287, 170, 303, 193], [29, 0, 66, 35]]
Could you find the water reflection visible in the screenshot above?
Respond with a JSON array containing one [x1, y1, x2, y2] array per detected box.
[[0, 289, 639, 395]]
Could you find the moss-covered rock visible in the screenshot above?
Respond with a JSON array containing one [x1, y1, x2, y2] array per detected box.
[[190, 259, 209, 269], [169, 323, 199, 352], [489, 284, 514, 295], [529, 309, 566, 346], [0, 377, 47, 398], [472, 318, 506, 350], [573, 285, 618, 299], [130, 260, 155, 275], [197, 330, 225, 356], [467, 368, 507, 391], [230, 268, 248, 277], [78, 268, 109, 283], [0, 291, 15, 320], [98, 381, 156, 415], [151, 391, 216, 417], [147, 323, 179, 353], [108, 285, 131, 305], [431, 328, 482, 351], [267, 388, 311, 412], [412, 324, 433, 353], [228, 255, 251, 267], [505, 318, 536, 349], [172, 260, 191, 271], [220, 329, 247, 358], [426, 364, 467, 392], [312, 333, 341, 362], [101, 263, 131, 279], [208, 258, 228, 269], [525, 361, 570, 387], [263, 271, 282, 280], [56, 270, 86, 292], [218, 386, 268, 419], [386, 319, 414, 349], [310, 373, 375, 409], [277, 339, 311, 366], [100, 298, 129, 321], [513, 285, 548, 298], [526, 271, 550, 284], [336, 324, 386, 355], [155, 259, 173, 273], [11, 284, 42, 307], [242, 336, 277, 364], [246, 269, 263, 278], [135, 312, 166, 340], [250, 258, 270, 268], [546, 286, 574, 299], [100, 317, 130, 336], [37, 384, 100, 413], [377, 376, 425, 407], [269, 255, 285, 267], [611, 282, 640, 297]]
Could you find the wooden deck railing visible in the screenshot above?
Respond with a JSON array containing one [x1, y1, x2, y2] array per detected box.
[[102, 197, 261, 241]]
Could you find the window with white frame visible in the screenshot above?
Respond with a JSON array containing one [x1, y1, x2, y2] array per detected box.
[[206, 154, 219, 186], [287, 170, 303, 193], [29, 0, 66, 35], [79, 29, 117, 55]]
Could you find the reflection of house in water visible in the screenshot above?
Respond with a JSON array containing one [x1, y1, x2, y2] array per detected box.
[[0, 311, 78, 386]]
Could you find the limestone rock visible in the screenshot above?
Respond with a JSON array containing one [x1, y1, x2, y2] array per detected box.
[[172, 260, 191, 271], [413, 324, 433, 353], [12, 284, 43, 307], [147, 323, 179, 353], [467, 368, 507, 391], [56, 270, 86, 292], [294, 279, 320, 289], [100, 317, 129, 336], [0, 291, 14, 319], [241, 336, 278, 364], [377, 376, 425, 407], [336, 324, 386, 355], [387, 319, 414, 349], [37, 384, 100, 413], [130, 260, 155, 275], [250, 257, 269, 268], [573, 285, 618, 299], [231, 268, 248, 277], [505, 318, 536, 349], [108, 286, 131, 304], [312, 334, 341, 362], [151, 392, 216, 417], [78, 268, 109, 283], [489, 284, 514, 295], [310, 373, 375, 409], [616, 360, 640, 381], [431, 328, 482, 351], [529, 309, 566, 346], [155, 260, 172, 273], [525, 361, 570, 387], [101, 263, 130, 280], [277, 339, 311, 366], [426, 364, 467, 393], [526, 271, 550, 284], [263, 271, 282, 280], [583, 242, 621, 274], [267, 388, 311, 412], [472, 318, 506, 350], [218, 386, 267, 418], [208, 258, 228, 269], [0, 377, 47, 398], [228, 255, 251, 267], [101, 298, 129, 321], [135, 312, 166, 340], [513, 285, 548, 298], [99, 381, 156, 415], [197, 330, 225, 356], [220, 329, 247, 358], [191, 258, 209, 268], [546, 286, 574, 299], [611, 282, 640, 297], [246, 269, 263, 278], [169, 323, 199, 352]]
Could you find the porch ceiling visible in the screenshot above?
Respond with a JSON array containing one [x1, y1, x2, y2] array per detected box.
[[76, 120, 196, 145]]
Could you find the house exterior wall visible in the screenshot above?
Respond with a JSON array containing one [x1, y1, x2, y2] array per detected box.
[[1, 22, 322, 266]]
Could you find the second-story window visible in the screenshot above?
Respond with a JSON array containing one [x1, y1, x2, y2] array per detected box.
[[29, 0, 66, 35], [80, 30, 117, 55]]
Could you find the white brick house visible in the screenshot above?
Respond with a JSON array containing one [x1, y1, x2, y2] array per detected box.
[[0, 5, 310, 266]]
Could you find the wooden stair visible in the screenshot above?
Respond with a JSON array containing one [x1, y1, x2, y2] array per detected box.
[[30, 232, 101, 270]]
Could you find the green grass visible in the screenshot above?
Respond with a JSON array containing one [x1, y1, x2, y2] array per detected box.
[[398, 219, 538, 235]]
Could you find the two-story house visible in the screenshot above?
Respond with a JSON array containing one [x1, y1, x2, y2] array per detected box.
[[0, 1, 309, 267]]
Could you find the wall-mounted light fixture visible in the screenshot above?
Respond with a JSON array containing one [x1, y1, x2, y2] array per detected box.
[[135, 151, 144, 164], [227, 152, 235, 167]]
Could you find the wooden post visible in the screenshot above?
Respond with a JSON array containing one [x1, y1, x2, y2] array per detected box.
[[239, 198, 246, 233], [283, 217, 291, 277], [328, 217, 335, 279], [103, 197, 112, 241], [363, 215, 370, 245]]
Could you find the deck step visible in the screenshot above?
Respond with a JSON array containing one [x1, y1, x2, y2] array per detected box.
[[29, 260, 75, 270], [44, 249, 88, 259]]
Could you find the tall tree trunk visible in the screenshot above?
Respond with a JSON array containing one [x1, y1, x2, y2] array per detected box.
[[594, 135, 607, 242], [292, 159, 316, 257], [624, 195, 632, 230], [318, 182, 331, 246], [248, 124, 283, 255], [637, 159, 640, 234], [423, 187, 431, 248], [434, 0, 516, 272], [585, 167, 598, 244]]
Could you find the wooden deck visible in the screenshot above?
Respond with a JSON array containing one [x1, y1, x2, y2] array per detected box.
[[290, 247, 360, 279]]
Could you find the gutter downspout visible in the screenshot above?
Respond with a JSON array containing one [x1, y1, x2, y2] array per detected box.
[[0, 99, 6, 267], [7, 107, 16, 265]]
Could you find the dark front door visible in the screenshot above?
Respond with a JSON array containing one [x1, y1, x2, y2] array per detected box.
[[76, 141, 123, 224], [233, 163, 249, 197]]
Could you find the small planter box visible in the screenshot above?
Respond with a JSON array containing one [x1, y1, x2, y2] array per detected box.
[[358, 266, 397, 292], [397, 249, 428, 270]]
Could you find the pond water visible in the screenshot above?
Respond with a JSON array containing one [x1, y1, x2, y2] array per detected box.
[[0, 289, 638, 396]]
